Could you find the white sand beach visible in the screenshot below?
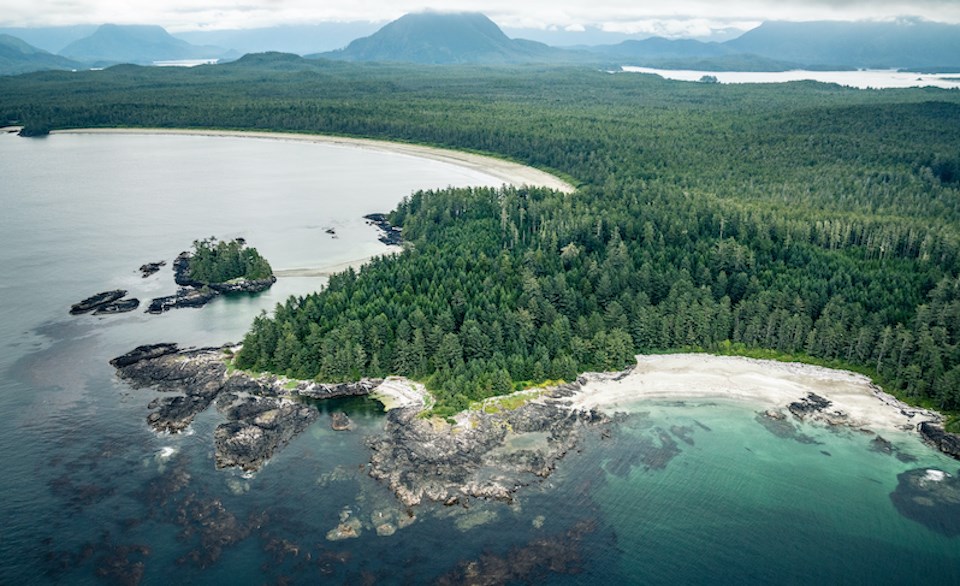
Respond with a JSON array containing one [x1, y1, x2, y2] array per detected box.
[[53, 128, 576, 193], [568, 354, 940, 434]]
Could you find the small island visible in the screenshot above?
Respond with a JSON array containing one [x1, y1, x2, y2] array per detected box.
[[147, 237, 276, 313]]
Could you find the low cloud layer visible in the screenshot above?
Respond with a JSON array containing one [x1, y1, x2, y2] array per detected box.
[[3, 0, 959, 33]]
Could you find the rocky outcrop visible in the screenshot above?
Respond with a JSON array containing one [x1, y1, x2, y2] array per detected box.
[[213, 394, 318, 471], [113, 344, 610, 505], [890, 467, 960, 536], [297, 379, 381, 400], [70, 289, 127, 314], [93, 298, 140, 314], [367, 383, 606, 507], [139, 261, 165, 277], [111, 345, 373, 471], [110, 343, 180, 368], [330, 412, 352, 431], [919, 422, 960, 460], [146, 287, 218, 314], [363, 213, 403, 246], [787, 392, 833, 419], [209, 278, 277, 294]]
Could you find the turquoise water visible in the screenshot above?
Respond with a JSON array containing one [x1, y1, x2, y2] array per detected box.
[[1, 133, 958, 584]]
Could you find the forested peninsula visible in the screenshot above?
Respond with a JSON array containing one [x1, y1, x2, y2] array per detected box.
[[3, 59, 959, 426]]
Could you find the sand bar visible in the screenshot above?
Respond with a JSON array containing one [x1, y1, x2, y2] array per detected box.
[[53, 128, 575, 193], [568, 353, 941, 434]]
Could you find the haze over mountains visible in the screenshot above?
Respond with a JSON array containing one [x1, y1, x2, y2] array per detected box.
[[1, 12, 959, 75], [59, 24, 234, 65]]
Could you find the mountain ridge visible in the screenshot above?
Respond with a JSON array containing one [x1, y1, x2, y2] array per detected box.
[[0, 34, 82, 75], [59, 24, 232, 65]]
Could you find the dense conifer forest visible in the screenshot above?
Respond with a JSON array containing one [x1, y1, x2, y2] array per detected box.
[[2, 58, 959, 418], [188, 237, 273, 283]]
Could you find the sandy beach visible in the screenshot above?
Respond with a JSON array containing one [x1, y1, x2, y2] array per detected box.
[[568, 353, 940, 434], [273, 255, 393, 278], [53, 128, 576, 193]]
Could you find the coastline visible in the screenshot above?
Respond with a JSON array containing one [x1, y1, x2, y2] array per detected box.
[[566, 353, 940, 435], [273, 252, 398, 278], [52, 128, 576, 194]]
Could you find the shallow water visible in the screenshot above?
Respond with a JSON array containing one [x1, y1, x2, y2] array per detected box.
[[1, 133, 958, 584]]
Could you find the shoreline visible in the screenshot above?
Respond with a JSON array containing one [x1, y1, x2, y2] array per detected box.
[[52, 128, 576, 194], [274, 252, 398, 279], [565, 353, 941, 436]]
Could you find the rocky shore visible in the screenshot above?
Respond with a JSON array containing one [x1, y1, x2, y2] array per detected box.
[[111, 344, 612, 506], [111, 344, 376, 472], [114, 343, 960, 519], [367, 383, 607, 507], [363, 213, 403, 246]]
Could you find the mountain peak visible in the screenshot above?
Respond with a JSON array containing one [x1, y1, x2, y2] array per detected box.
[[319, 11, 560, 64]]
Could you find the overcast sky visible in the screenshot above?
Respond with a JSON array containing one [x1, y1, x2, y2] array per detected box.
[[3, 1, 960, 36]]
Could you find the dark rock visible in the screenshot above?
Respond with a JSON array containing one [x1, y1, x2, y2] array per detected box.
[[363, 213, 403, 246], [870, 435, 896, 455], [330, 412, 352, 431], [297, 379, 381, 400], [919, 421, 960, 460], [94, 298, 140, 314], [755, 409, 822, 445], [110, 345, 365, 471], [139, 261, 166, 278], [146, 287, 219, 314], [208, 278, 276, 294], [890, 467, 960, 536], [110, 343, 180, 368], [213, 399, 319, 471], [70, 289, 126, 314], [113, 345, 227, 431], [174, 494, 260, 568], [435, 519, 595, 585], [172, 251, 197, 287], [367, 381, 604, 507], [788, 393, 832, 419]]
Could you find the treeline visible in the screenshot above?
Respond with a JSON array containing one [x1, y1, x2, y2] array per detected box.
[[189, 238, 273, 283], [236, 185, 960, 415], [2, 61, 958, 414]]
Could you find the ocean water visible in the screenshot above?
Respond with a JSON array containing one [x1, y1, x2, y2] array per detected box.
[[620, 66, 960, 90], [1, 132, 958, 584]]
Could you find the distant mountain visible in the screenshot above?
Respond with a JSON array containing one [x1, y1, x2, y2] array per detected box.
[[314, 12, 575, 64], [174, 23, 382, 55], [0, 25, 97, 53], [59, 24, 233, 65], [590, 37, 733, 60], [726, 19, 960, 70], [0, 34, 83, 75], [220, 51, 338, 71]]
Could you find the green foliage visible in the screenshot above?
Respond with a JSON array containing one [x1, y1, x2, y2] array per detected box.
[[3, 62, 959, 414], [189, 237, 273, 284]]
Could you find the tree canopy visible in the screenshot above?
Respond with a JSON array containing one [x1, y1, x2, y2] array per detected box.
[[189, 237, 273, 284], [2, 61, 958, 416]]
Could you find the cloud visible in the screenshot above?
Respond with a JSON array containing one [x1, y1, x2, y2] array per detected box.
[[2, 0, 959, 31]]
